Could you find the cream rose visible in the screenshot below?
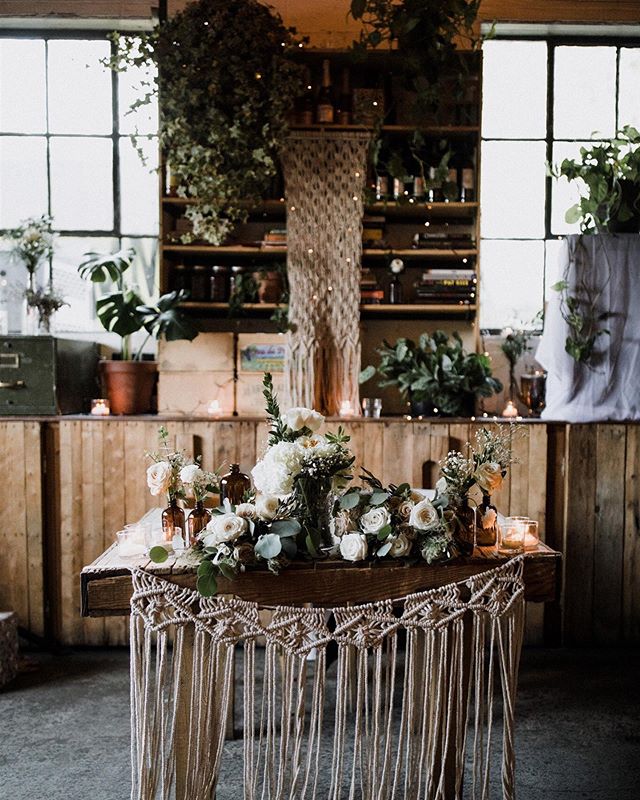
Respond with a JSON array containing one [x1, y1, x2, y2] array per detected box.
[[409, 499, 440, 531], [397, 500, 414, 522], [235, 502, 257, 519], [339, 532, 368, 562], [255, 494, 279, 520], [474, 462, 504, 494], [146, 461, 172, 496], [179, 464, 202, 484], [203, 513, 247, 546], [283, 406, 324, 433], [389, 531, 412, 558], [360, 506, 391, 534]]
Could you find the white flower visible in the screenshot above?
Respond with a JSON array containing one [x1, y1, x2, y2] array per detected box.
[[235, 502, 257, 520], [179, 464, 202, 484], [409, 499, 440, 531], [474, 462, 504, 495], [397, 500, 414, 521], [147, 461, 172, 496], [283, 406, 324, 432], [435, 477, 448, 496], [329, 510, 354, 541], [203, 513, 247, 546], [251, 441, 303, 497], [360, 506, 391, 534], [481, 507, 497, 529], [339, 532, 368, 562], [389, 532, 412, 557], [255, 494, 279, 520]]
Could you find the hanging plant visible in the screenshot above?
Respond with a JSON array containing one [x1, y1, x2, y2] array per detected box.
[[107, 0, 305, 245]]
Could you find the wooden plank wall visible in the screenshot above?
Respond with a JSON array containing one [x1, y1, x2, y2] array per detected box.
[[3, 418, 639, 646]]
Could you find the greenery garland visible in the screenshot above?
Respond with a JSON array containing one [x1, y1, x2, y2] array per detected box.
[[108, 0, 305, 245]]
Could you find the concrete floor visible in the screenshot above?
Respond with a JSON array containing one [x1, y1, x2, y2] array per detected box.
[[0, 646, 638, 799]]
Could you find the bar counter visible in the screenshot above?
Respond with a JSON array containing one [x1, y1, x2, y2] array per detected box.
[[1, 415, 637, 648]]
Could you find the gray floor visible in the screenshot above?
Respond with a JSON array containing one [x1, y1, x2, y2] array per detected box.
[[0, 646, 638, 799]]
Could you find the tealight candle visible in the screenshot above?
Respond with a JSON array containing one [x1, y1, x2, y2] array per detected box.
[[339, 400, 354, 418], [498, 517, 526, 555], [91, 398, 110, 416], [501, 399, 518, 418], [207, 399, 223, 417], [116, 529, 147, 559]]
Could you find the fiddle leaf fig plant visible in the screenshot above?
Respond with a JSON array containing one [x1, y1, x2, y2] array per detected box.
[[550, 125, 640, 233], [78, 248, 198, 360], [360, 330, 502, 416]]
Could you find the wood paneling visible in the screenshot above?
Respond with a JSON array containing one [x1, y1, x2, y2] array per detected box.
[[3, 417, 640, 646]]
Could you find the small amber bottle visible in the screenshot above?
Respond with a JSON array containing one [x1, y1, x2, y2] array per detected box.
[[161, 497, 185, 542], [220, 463, 251, 505], [187, 500, 211, 545]]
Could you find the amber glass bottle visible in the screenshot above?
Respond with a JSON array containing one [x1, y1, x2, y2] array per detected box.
[[476, 494, 498, 546], [220, 464, 251, 505], [161, 497, 185, 542], [187, 500, 211, 545]]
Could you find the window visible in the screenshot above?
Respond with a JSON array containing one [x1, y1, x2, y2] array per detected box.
[[0, 33, 158, 333], [480, 38, 640, 331]]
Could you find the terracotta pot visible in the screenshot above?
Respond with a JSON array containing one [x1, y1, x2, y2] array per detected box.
[[254, 271, 283, 304], [101, 360, 158, 415]]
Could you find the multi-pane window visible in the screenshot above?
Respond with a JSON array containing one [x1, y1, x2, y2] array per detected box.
[[480, 38, 640, 331], [0, 33, 158, 333]]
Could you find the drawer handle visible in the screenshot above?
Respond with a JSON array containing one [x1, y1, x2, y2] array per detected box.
[[0, 380, 25, 390]]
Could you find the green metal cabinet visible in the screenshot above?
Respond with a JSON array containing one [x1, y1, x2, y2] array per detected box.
[[0, 336, 99, 415]]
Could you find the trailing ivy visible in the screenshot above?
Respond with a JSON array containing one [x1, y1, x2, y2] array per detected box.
[[107, 0, 305, 245]]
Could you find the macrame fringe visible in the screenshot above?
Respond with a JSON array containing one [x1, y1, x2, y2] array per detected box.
[[129, 558, 525, 800]]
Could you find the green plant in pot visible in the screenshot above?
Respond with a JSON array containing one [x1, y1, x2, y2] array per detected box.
[[78, 248, 199, 415], [550, 125, 640, 233], [360, 330, 502, 417]]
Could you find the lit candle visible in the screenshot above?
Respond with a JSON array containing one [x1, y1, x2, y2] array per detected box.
[[91, 398, 110, 416], [502, 400, 518, 418], [339, 400, 354, 418], [207, 399, 222, 417], [498, 518, 526, 555]]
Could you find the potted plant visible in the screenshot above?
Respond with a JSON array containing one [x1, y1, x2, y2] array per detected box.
[[550, 125, 640, 233], [78, 248, 198, 415], [360, 330, 502, 417]]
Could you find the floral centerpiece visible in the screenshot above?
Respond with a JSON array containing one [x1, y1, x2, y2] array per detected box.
[[147, 375, 520, 596]]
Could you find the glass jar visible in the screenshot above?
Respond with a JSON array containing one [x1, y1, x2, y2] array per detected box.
[[187, 500, 211, 546], [172, 263, 189, 293], [210, 265, 229, 302], [228, 265, 245, 298], [161, 498, 185, 543], [190, 264, 210, 301], [220, 463, 251, 505]]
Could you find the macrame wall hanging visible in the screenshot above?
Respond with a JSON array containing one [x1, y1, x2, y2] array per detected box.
[[129, 557, 525, 800], [281, 131, 370, 415]]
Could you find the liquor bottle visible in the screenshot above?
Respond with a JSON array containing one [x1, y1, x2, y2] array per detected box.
[[427, 143, 444, 203], [388, 258, 404, 304], [295, 68, 314, 126], [336, 67, 352, 125], [443, 150, 460, 202], [220, 463, 251, 505], [459, 146, 476, 203], [316, 59, 334, 124]]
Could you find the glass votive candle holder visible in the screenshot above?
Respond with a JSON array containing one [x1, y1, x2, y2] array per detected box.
[[498, 517, 526, 555], [144, 524, 165, 552], [508, 516, 540, 550], [116, 529, 147, 559], [90, 398, 110, 416], [362, 397, 382, 418]]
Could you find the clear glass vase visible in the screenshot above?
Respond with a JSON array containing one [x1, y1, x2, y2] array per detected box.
[[21, 273, 38, 336]]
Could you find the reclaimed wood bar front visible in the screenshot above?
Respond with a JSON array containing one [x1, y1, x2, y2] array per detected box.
[[1, 417, 638, 647]]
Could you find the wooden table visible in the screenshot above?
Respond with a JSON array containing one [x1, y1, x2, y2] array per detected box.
[[82, 541, 560, 616]]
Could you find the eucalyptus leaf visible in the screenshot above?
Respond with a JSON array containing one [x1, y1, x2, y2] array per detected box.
[[149, 545, 169, 563], [370, 491, 390, 506], [281, 537, 297, 558], [377, 524, 393, 540], [377, 541, 392, 557], [255, 533, 282, 560], [196, 572, 218, 597], [270, 519, 302, 538], [339, 492, 361, 510]]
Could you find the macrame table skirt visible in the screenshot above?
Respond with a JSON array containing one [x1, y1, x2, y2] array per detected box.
[[129, 558, 525, 800]]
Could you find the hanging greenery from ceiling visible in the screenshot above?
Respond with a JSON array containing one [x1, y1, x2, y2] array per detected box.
[[108, 0, 305, 245]]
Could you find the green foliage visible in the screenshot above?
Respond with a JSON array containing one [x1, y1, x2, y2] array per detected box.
[[106, 0, 305, 244], [4, 214, 54, 275], [137, 290, 199, 342], [360, 330, 502, 416], [78, 248, 135, 284], [196, 560, 218, 596], [550, 125, 640, 233], [262, 372, 293, 445], [228, 272, 258, 317], [149, 545, 169, 563]]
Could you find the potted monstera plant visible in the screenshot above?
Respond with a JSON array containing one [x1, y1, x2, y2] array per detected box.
[[360, 330, 502, 417], [78, 248, 198, 414]]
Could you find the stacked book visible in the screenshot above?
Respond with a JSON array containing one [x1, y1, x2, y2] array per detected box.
[[261, 228, 287, 248], [414, 268, 477, 305]]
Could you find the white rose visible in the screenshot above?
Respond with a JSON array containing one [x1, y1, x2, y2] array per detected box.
[[235, 502, 257, 519], [339, 532, 368, 562], [179, 464, 202, 484], [283, 406, 324, 433], [389, 532, 412, 557], [255, 494, 279, 520], [409, 499, 440, 531], [435, 477, 448, 496], [474, 462, 504, 495], [397, 500, 414, 522], [360, 506, 391, 534], [146, 461, 172, 496], [329, 510, 354, 541], [203, 513, 247, 546], [252, 441, 303, 497]]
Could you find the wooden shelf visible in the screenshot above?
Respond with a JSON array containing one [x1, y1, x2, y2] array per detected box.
[[180, 301, 475, 317], [163, 197, 287, 213], [363, 248, 476, 259], [162, 244, 287, 256], [181, 302, 280, 311], [289, 124, 479, 136], [366, 201, 478, 218]]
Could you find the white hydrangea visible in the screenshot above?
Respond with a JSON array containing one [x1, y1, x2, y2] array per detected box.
[[251, 441, 303, 497]]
